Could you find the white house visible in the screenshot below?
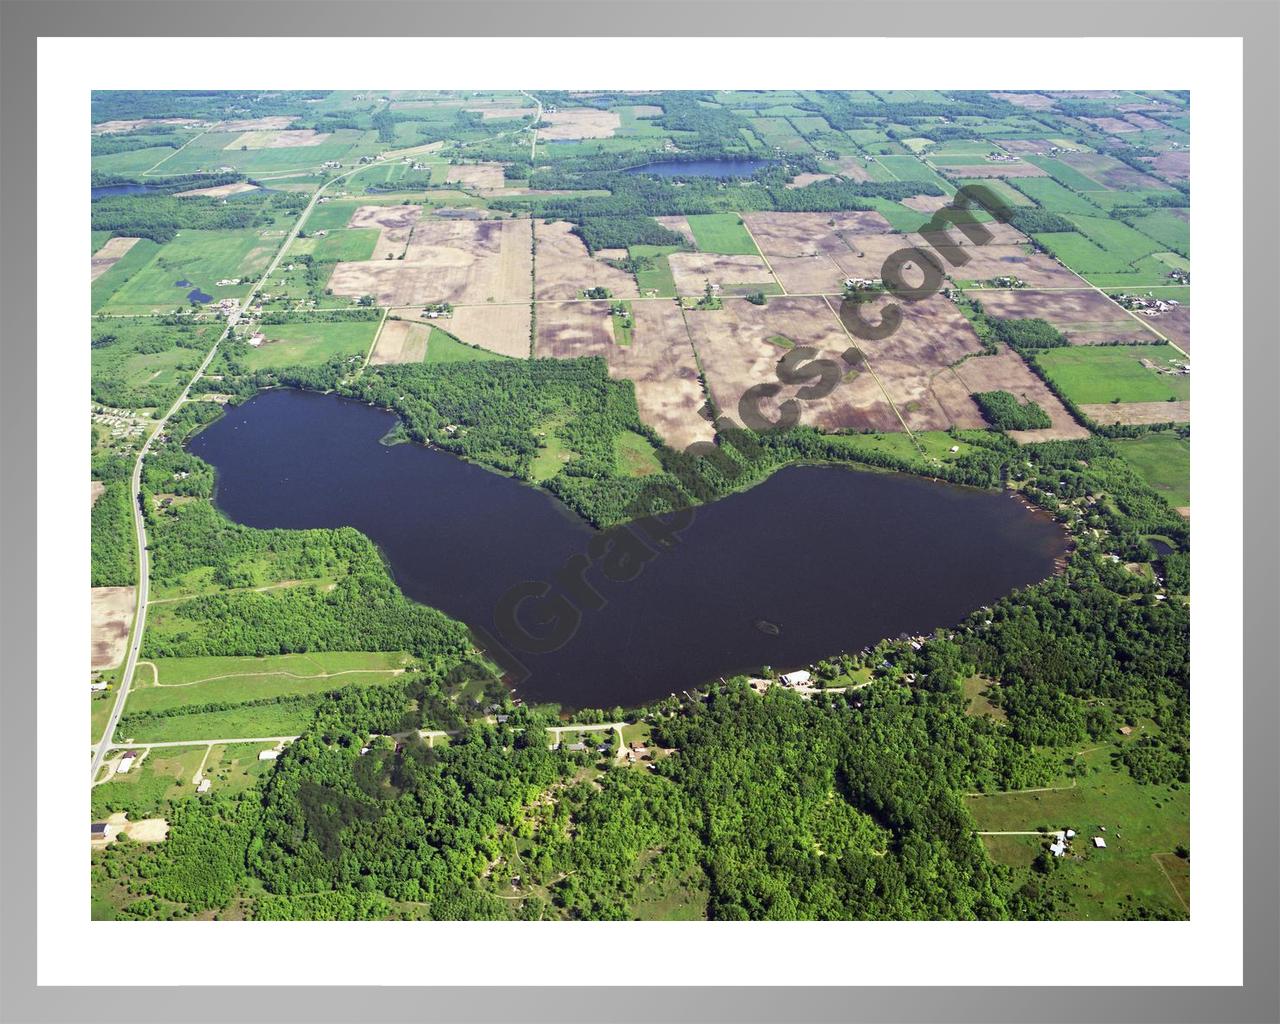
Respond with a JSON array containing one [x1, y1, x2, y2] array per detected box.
[[258, 749, 280, 761], [90, 682, 108, 691], [117, 751, 138, 773], [1093, 836, 1107, 848], [196, 779, 211, 793], [780, 670, 811, 687]]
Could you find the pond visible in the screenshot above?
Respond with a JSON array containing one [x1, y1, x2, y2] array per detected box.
[[185, 288, 214, 304], [188, 389, 1068, 708], [624, 158, 774, 179], [92, 182, 164, 199]]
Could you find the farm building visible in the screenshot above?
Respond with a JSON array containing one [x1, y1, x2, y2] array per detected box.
[[90, 822, 109, 840], [116, 751, 138, 773]]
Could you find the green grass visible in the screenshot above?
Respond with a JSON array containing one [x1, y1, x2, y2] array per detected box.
[[961, 676, 1007, 721], [968, 743, 1189, 920], [1034, 231, 1132, 274], [92, 690, 116, 744], [950, 178, 1035, 208], [117, 702, 318, 744], [91, 238, 161, 313], [99, 229, 278, 315], [614, 430, 663, 477], [92, 745, 209, 819], [1068, 215, 1162, 264], [149, 129, 370, 176], [825, 429, 981, 468], [290, 228, 380, 262], [1034, 345, 1190, 404], [124, 651, 413, 715], [240, 319, 379, 370], [424, 327, 505, 364], [686, 213, 759, 256], [1125, 210, 1189, 257], [872, 155, 955, 192], [92, 146, 186, 175], [1082, 256, 1189, 289], [630, 244, 681, 297], [530, 411, 577, 482], [1023, 155, 1108, 191], [610, 301, 634, 346], [1112, 433, 1190, 508], [1009, 177, 1101, 215], [92, 230, 113, 253], [200, 742, 287, 796]]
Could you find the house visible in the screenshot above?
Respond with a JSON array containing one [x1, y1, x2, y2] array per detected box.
[[117, 751, 139, 773], [1049, 838, 1067, 857], [1093, 837, 1107, 848], [780, 670, 811, 687], [949, 445, 960, 453], [566, 742, 588, 752], [257, 749, 279, 761], [247, 332, 265, 348], [1065, 829, 1076, 839], [196, 779, 211, 793], [495, 715, 510, 724], [90, 682, 108, 692]]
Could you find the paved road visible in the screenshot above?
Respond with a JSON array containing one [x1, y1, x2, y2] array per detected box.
[[88, 165, 367, 782]]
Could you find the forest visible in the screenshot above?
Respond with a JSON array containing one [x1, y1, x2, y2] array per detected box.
[[91, 189, 308, 243]]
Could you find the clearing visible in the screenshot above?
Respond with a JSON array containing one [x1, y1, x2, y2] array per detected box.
[[91, 586, 136, 670]]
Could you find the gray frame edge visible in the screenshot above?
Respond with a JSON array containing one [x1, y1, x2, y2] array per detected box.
[[0, 2, 1275, 1022]]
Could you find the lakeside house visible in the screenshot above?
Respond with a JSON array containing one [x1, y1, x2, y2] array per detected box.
[[780, 670, 811, 687]]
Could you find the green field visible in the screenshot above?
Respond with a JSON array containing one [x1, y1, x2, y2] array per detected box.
[[824, 430, 982, 469], [950, 178, 1035, 208], [92, 745, 208, 819], [630, 244, 682, 296], [124, 651, 413, 715], [91, 319, 210, 409], [290, 227, 380, 262], [1034, 231, 1133, 274], [147, 128, 370, 175], [99, 229, 279, 314], [1035, 345, 1190, 404], [871, 154, 954, 192], [199, 742, 283, 796], [118, 702, 319, 743], [1113, 433, 1191, 508], [425, 328, 506, 364], [1125, 209, 1190, 257], [93, 146, 185, 176], [969, 743, 1189, 920], [614, 430, 663, 477], [1010, 176, 1101, 215], [1023, 155, 1108, 191], [91, 238, 162, 313], [1069, 215, 1162, 264], [686, 213, 759, 256], [240, 319, 379, 370]]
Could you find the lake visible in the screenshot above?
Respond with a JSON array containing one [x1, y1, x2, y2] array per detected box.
[[189, 389, 1068, 708], [624, 158, 774, 179]]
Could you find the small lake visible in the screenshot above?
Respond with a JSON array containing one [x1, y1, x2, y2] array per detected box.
[[92, 183, 164, 199], [189, 389, 1067, 708], [186, 288, 214, 304], [625, 158, 774, 179]]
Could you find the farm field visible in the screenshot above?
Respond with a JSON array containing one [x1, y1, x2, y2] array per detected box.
[[685, 213, 760, 256], [969, 744, 1189, 920], [1034, 344, 1190, 404], [98, 229, 278, 314], [239, 319, 380, 370], [124, 651, 414, 715], [1112, 432, 1191, 508], [424, 327, 507, 363]]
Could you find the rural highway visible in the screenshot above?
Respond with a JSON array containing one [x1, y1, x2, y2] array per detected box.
[[89, 162, 372, 782]]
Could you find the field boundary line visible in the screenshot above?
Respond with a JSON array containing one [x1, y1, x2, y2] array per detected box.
[[737, 214, 787, 295], [150, 667, 405, 689], [140, 126, 211, 176], [820, 294, 918, 446], [1151, 852, 1190, 915]]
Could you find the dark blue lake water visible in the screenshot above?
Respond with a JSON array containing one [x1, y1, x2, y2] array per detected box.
[[189, 389, 1067, 708], [92, 183, 163, 199], [625, 159, 773, 179]]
